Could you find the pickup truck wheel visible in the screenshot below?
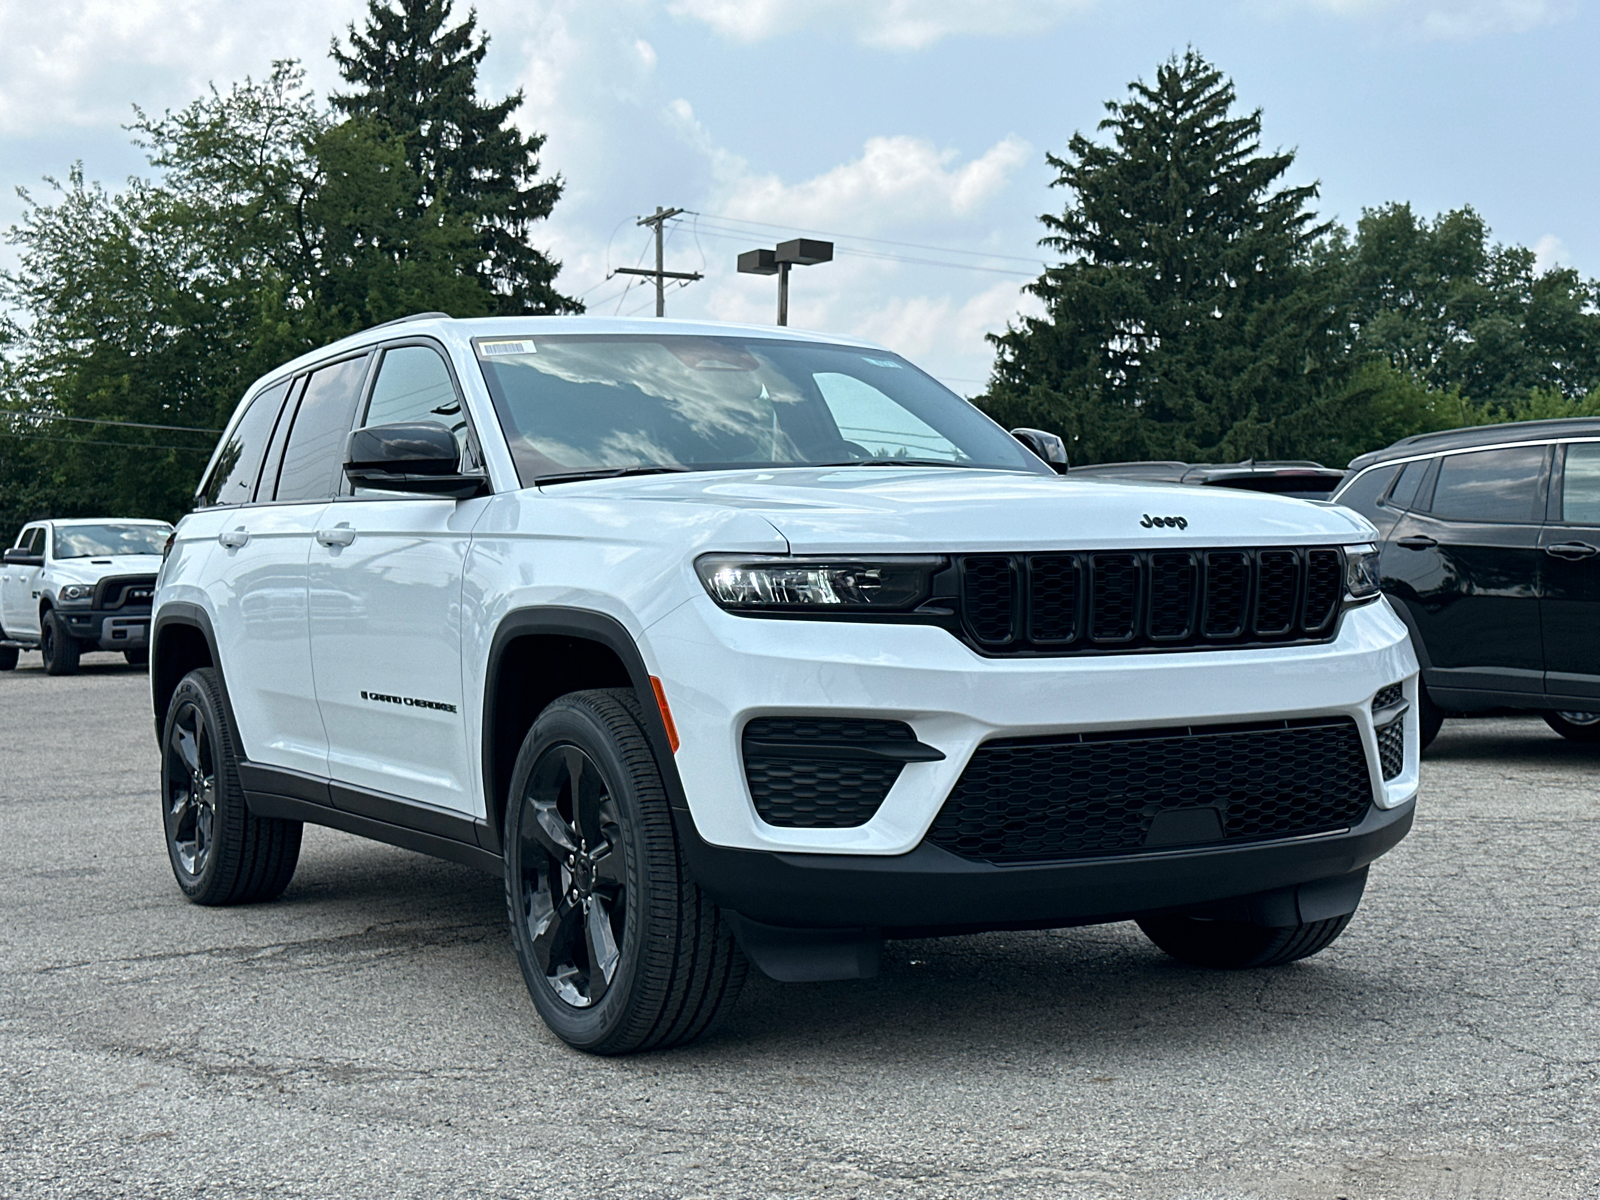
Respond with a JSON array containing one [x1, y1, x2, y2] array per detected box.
[[1137, 912, 1354, 969], [160, 667, 302, 905], [504, 689, 746, 1055], [1543, 711, 1600, 743], [124, 648, 149, 668], [40, 611, 80, 676], [0, 644, 16, 671]]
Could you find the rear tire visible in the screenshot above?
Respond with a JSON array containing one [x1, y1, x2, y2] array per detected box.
[[1543, 711, 1600, 743], [40, 611, 80, 676], [0, 644, 16, 671], [504, 688, 746, 1054], [160, 667, 302, 905], [1418, 684, 1444, 750], [124, 648, 149, 668], [1137, 912, 1354, 969]]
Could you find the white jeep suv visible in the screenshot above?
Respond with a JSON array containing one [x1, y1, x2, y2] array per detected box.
[[2, 519, 172, 673], [152, 315, 1419, 1054]]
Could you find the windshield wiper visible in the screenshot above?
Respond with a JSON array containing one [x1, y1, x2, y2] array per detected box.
[[534, 465, 694, 485], [807, 459, 975, 469]]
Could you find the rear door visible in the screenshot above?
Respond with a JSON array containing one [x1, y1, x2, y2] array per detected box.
[[1540, 440, 1600, 705], [1382, 443, 1549, 699], [308, 341, 488, 815], [2, 526, 45, 636]]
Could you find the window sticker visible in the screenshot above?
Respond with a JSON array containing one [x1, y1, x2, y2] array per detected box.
[[479, 339, 538, 356]]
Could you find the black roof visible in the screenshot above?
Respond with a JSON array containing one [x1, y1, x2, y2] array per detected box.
[[1348, 417, 1600, 471], [1069, 460, 1340, 484]]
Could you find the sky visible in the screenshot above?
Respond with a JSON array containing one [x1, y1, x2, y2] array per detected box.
[[0, 0, 1594, 394]]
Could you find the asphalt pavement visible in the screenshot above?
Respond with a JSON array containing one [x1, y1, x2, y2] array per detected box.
[[2, 652, 1598, 1199]]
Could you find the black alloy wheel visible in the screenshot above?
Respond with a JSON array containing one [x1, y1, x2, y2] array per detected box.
[[160, 668, 302, 905], [504, 689, 746, 1054], [40, 610, 80, 676], [1544, 710, 1600, 743]]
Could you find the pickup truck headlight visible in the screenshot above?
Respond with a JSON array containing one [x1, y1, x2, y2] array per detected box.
[[1345, 544, 1381, 602], [696, 555, 944, 612], [58, 583, 95, 603]]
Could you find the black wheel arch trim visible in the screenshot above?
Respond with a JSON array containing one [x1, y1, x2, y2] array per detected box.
[[151, 603, 239, 748], [481, 605, 691, 855]]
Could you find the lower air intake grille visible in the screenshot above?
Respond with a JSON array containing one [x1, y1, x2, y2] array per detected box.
[[1372, 683, 1404, 712], [743, 717, 915, 828], [1376, 717, 1404, 780], [926, 718, 1374, 864]]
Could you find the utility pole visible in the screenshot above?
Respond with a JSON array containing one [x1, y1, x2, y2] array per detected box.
[[612, 207, 704, 316]]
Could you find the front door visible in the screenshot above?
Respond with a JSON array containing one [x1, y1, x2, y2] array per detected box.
[[1541, 440, 1600, 705], [308, 342, 487, 815], [1384, 443, 1549, 698]]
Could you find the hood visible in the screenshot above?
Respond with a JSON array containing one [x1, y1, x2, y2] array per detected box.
[[539, 467, 1376, 553], [49, 554, 163, 584]]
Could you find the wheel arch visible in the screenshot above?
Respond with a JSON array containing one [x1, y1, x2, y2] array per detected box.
[[151, 603, 229, 746], [482, 606, 687, 854]]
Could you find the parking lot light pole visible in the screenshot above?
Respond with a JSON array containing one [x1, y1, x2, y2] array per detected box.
[[737, 238, 833, 326]]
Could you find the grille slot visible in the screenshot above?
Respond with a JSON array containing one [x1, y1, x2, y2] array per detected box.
[[1372, 683, 1404, 712], [743, 717, 916, 828], [927, 718, 1374, 864], [1376, 717, 1404, 780], [955, 547, 1347, 655]]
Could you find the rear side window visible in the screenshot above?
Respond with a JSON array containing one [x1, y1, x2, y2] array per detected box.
[[362, 346, 467, 460], [1428, 445, 1546, 524], [200, 380, 291, 507], [272, 355, 370, 503], [1560, 443, 1600, 524], [1386, 459, 1429, 511], [1332, 464, 1398, 521]]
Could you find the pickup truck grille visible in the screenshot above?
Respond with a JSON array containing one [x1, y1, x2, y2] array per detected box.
[[94, 575, 158, 611], [926, 717, 1373, 864], [955, 547, 1345, 655]]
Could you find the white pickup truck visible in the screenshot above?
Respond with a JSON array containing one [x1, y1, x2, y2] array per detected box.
[[1, 519, 172, 674]]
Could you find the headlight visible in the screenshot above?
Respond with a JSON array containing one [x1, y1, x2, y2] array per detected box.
[[696, 555, 944, 612], [58, 583, 95, 603], [1345, 544, 1381, 601]]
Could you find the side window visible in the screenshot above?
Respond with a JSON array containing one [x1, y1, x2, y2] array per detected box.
[[362, 346, 466, 454], [1429, 445, 1546, 524], [1332, 464, 1398, 521], [1560, 443, 1600, 524], [200, 380, 292, 508], [272, 355, 371, 503], [1385, 459, 1429, 511], [813, 372, 964, 462]]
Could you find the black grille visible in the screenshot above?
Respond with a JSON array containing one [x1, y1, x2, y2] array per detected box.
[[1372, 683, 1404, 712], [1376, 717, 1404, 780], [926, 718, 1374, 864], [94, 575, 158, 611], [957, 547, 1347, 655], [743, 717, 914, 828]]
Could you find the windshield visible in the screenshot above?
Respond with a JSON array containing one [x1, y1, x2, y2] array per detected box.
[[473, 334, 1050, 484], [53, 523, 172, 559]]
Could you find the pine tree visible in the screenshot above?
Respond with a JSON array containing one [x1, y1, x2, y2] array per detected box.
[[982, 52, 1343, 463], [331, 0, 579, 315]]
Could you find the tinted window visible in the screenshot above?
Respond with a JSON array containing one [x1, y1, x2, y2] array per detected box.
[[363, 346, 466, 459], [1386, 459, 1428, 511], [273, 356, 370, 502], [201, 380, 291, 507], [1332, 464, 1398, 521], [1429, 445, 1546, 524], [1561, 443, 1600, 524]]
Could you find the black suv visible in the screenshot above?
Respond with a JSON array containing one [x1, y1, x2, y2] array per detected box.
[[1333, 418, 1600, 747], [1071, 460, 1346, 500]]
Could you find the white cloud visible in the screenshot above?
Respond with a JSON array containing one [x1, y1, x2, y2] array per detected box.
[[1534, 234, 1570, 273], [665, 0, 1099, 49], [1273, 0, 1571, 38]]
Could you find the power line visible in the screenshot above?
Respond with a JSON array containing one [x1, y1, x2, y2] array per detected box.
[[681, 221, 1038, 277], [691, 211, 1048, 267], [1, 411, 222, 434], [0, 430, 214, 452]]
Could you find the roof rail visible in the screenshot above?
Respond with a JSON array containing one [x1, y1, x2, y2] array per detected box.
[[368, 311, 452, 331]]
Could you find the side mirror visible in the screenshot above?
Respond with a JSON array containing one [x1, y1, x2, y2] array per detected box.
[[1011, 427, 1070, 473], [3, 548, 43, 567], [344, 423, 489, 500]]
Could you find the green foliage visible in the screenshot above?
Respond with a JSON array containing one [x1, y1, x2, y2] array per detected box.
[[332, 0, 579, 315]]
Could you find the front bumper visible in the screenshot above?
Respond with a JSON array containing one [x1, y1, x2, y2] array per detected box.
[[645, 594, 1421, 856], [58, 607, 151, 650]]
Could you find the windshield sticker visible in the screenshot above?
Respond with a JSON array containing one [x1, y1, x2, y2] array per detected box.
[[479, 339, 538, 356]]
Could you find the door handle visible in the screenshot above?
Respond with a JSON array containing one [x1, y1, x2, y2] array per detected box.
[[1544, 541, 1600, 560], [1396, 535, 1437, 550], [316, 525, 356, 548], [218, 528, 250, 549]]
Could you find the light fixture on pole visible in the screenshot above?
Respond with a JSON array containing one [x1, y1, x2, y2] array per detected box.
[[737, 238, 833, 326]]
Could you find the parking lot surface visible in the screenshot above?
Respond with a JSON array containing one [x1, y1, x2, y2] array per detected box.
[[2, 655, 1598, 1199]]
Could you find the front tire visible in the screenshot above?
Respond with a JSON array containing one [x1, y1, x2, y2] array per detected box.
[[160, 667, 302, 905], [504, 689, 746, 1054], [1137, 912, 1354, 969], [1543, 710, 1600, 743], [40, 611, 80, 676]]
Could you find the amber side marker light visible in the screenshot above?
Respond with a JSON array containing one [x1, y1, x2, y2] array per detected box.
[[649, 676, 680, 753]]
